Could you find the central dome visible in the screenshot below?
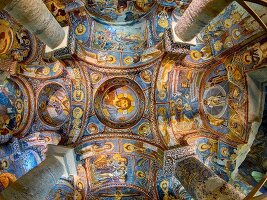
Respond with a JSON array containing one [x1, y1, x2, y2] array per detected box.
[[86, 0, 156, 24], [94, 78, 145, 129]]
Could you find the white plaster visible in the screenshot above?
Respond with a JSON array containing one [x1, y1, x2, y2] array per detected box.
[[46, 144, 77, 177], [231, 121, 261, 180], [171, 20, 197, 45], [45, 26, 69, 53], [230, 67, 267, 180]]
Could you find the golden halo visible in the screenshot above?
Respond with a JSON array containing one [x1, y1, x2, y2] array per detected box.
[[0, 159, 9, 169], [160, 180, 169, 191], [224, 18, 232, 29], [42, 67, 50, 76], [75, 23, 86, 36], [0, 24, 14, 55], [73, 107, 83, 119], [73, 90, 84, 102], [242, 52, 252, 65], [198, 143, 210, 152], [106, 55, 116, 64], [124, 56, 134, 65], [221, 147, 229, 157], [190, 50, 202, 60], [158, 17, 169, 28], [91, 72, 103, 84], [15, 99, 23, 113], [117, 93, 135, 114], [214, 40, 223, 51], [52, 64, 59, 72]]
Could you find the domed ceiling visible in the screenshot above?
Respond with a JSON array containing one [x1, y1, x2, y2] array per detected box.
[[0, 0, 266, 199], [86, 0, 156, 24]]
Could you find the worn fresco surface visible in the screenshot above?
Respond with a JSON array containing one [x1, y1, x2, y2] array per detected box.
[[0, 0, 266, 199]]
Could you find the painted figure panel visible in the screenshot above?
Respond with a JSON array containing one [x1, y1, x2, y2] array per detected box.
[[94, 78, 145, 129], [38, 83, 70, 127], [91, 21, 147, 52], [86, 0, 155, 23]]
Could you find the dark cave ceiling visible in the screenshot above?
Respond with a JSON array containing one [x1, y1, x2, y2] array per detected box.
[[0, 0, 266, 199]]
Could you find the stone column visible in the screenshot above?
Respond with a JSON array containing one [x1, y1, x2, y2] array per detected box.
[[0, 145, 77, 200], [174, 0, 233, 41], [1, 0, 65, 49], [175, 156, 245, 200]]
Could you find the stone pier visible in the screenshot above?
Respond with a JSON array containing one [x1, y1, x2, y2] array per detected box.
[[174, 0, 233, 41], [1, 0, 65, 49], [0, 145, 77, 200], [176, 156, 245, 200]]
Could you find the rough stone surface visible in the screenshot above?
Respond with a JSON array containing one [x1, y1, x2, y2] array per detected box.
[[174, 0, 233, 41], [176, 157, 245, 200], [4, 0, 65, 49], [0, 156, 64, 200]]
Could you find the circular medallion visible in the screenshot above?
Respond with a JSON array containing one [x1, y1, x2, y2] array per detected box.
[[75, 23, 86, 36], [0, 77, 29, 135], [124, 56, 134, 65], [94, 78, 145, 129], [158, 17, 169, 28], [0, 22, 14, 55], [37, 83, 70, 127]]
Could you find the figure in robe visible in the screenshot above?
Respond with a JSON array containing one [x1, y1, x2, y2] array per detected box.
[[204, 95, 226, 108], [102, 87, 134, 122]]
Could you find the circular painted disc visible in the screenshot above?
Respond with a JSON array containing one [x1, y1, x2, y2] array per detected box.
[[94, 78, 145, 129]]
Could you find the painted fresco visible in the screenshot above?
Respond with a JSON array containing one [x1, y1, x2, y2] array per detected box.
[[0, 77, 33, 137], [0, 14, 37, 64], [75, 138, 163, 197], [0, 78, 24, 135], [90, 187, 147, 199], [86, 0, 155, 23], [0, 131, 60, 191], [91, 21, 147, 52], [101, 85, 138, 123], [232, 40, 267, 72], [74, 164, 88, 200], [200, 56, 248, 143], [156, 55, 204, 147], [71, 8, 166, 68], [70, 8, 91, 44], [0, 0, 266, 199], [18, 61, 64, 79], [156, 169, 193, 200], [0, 21, 13, 55], [239, 88, 267, 194], [154, 6, 174, 38], [184, 2, 267, 66], [195, 137, 253, 195], [37, 83, 70, 127], [46, 178, 74, 200], [81, 62, 162, 145], [45, 0, 68, 26], [94, 78, 145, 129], [65, 65, 89, 144]]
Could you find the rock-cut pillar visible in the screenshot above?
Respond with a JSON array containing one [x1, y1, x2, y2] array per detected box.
[[174, 0, 234, 41], [175, 156, 245, 200], [0, 0, 65, 49], [0, 145, 77, 200]]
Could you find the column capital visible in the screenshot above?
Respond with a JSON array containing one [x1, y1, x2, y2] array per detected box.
[[46, 145, 77, 177], [163, 146, 196, 176]]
